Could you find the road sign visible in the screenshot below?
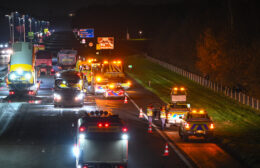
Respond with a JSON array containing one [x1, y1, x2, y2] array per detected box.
[[81, 39, 86, 44], [88, 42, 94, 47], [97, 37, 114, 50], [79, 29, 94, 38], [28, 32, 34, 40]]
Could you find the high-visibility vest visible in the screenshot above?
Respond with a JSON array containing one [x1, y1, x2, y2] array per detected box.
[[147, 108, 153, 116], [160, 109, 166, 118]]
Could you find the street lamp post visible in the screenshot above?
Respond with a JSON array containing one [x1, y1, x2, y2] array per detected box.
[[22, 15, 26, 42], [5, 15, 11, 43], [18, 17, 21, 41]]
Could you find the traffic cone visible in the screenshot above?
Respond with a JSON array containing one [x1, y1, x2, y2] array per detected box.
[[148, 123, 152, 133], [139, 108, 144, 118], [124, 96, 128, 104], [163, 143, 169, 156]]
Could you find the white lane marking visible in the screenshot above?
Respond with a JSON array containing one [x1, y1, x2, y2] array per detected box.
[[125, 92, 194, 168]]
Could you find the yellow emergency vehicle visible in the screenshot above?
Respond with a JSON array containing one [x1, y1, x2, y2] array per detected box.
[[179, 109, 214, 141]]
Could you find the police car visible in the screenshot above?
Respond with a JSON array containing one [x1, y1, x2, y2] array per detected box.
[[74, 111, 128, 168], [104, 84, 125, 99], [179, 109, 214, 141]]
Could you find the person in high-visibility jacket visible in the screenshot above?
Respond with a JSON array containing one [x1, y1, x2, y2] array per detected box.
[[147, 105, 154, 123], [160, 106, 167, 130]]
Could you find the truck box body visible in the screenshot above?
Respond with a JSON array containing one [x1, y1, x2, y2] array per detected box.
[[80, 138, 128, 164], [57, 49, 77, 66]]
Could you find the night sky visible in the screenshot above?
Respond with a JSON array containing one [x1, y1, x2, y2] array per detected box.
[[0, 0, 179, 42]]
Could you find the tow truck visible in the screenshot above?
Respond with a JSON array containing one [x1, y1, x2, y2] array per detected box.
[[74, 111, 128, 168], [166, 87, 190, 126], [179, 109, 214, 141], [54, 70, 85, 107]]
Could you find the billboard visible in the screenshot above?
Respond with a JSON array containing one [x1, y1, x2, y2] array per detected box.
[[97, 37, 114, 49], [79, 28, 94, 38]]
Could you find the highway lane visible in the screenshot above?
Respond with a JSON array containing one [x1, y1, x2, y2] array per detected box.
[[123, 77, 244, 168]]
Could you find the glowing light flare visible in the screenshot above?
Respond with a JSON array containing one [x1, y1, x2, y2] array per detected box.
[[210, 123, 214, 129]]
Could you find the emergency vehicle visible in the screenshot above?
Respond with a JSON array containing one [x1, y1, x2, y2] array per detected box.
[[166, 87, 190, 126], [74, 111, 128, 168], [104, 84, 125, 99], [179, 109, 214, 141]]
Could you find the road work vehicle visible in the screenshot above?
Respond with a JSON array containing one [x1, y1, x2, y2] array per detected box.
[[75, 111, 128, 168], [57, 49, 77, 70], [7, 42, 40, 96], [179, 109, 214, 141], [166, 87, 190, 126], [35, 50, 54, 76]]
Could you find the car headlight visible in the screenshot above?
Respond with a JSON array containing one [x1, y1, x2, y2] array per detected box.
[[9, 73, 16, 80], [75, 93, 84, 101], [54, 93, 62, 100], [122, 133, 128, 140], [17, 68, 24, 75], [25, 73, 32, 80]]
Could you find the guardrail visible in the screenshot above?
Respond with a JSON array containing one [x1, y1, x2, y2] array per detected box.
[[145, 55, 259, 111]]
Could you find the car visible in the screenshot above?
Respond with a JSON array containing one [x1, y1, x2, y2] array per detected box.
[[179, 109, 214, 141], [74, 111, 128, 168], [166, 103, 190, 126], [54, 70, 85, 107], [104, 84, 125, 99]]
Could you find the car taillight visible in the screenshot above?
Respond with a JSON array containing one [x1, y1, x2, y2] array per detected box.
[[104, 123, 109, 128], [210, 123, 214, 129], [98, 123, 103, 128], [51, 69, 54, 72], [79, 126, 86, 132], [122, 127, 128, 133], [28, 91, 34, 95], [83, 166, 88, 168], [185, 123, 190, 129], [9, 91, 15, 95]]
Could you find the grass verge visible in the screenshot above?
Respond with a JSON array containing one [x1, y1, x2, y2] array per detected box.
[[125, 54, 260, 168]]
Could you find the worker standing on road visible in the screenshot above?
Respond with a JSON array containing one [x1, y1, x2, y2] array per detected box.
[[147, 105, 154, 123], [160, 106, 167, 130]]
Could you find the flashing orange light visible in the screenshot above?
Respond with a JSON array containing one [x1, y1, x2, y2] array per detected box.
[[180, 87, 185, 91], [192, 110, 197, 113], [199, 110, 204, 114], [210, 123, 214, 129], [113, 61, 117, 64], [109, 84, 115, 89], [104, 60, 108, 64], [96, 76, 102, 82], [127, 81, 131, 86], [88, 59, 92, 63], [117, 61, 122, 64], [173, 87, 178, 91], [185, 123, 190, 129]]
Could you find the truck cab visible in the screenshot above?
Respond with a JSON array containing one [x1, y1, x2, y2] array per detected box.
[[75, 111, 128, 168]]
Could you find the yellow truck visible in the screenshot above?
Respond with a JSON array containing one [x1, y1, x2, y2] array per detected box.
[[7, 42, 39, 96]]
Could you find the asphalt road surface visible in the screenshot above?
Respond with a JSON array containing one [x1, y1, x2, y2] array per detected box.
[[0, 31, 243, 168]]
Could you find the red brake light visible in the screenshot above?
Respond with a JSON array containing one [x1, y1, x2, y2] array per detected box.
[[104, 123, 109, 128], [79, 126, 86, 132], [28, 91, 34, 95], [98, 123, 103, 128], [122, 127, 128, 133], [51, 69, 54, 72], [83, 166, 88, 168], [9, 91, 15, 95]]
